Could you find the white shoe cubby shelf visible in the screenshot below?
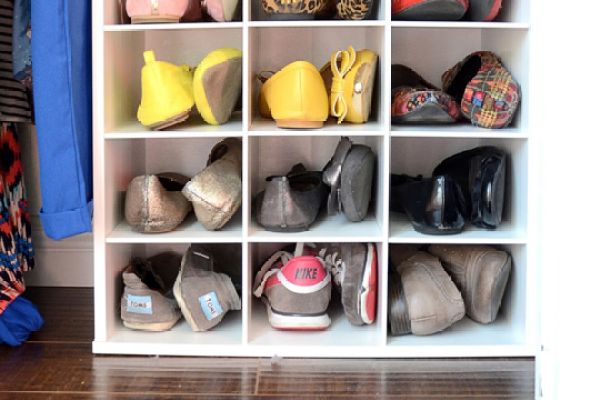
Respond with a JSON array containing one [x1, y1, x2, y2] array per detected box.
[[93, 0, 538, 358]]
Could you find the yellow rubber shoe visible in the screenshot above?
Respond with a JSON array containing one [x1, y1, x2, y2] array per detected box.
[[258, 61, 329, 129], [137, 50, 194, 130], [321, 46, 378, 124], [193, 48, 242, 126]]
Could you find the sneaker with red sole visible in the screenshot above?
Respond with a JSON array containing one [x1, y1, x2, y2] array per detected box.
[[253, 243, 331, 331], [319, 243, 377, 325]]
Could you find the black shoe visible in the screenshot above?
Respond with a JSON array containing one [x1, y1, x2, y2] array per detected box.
[[390, 174, 467, 235], [433, 146, 506, 229]]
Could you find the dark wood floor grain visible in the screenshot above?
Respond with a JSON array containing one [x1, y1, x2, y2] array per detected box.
[[0, 287, 535, 399]]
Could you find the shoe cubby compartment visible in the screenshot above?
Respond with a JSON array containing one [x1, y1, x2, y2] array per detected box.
[[389, 136, 527, 243], [103, 28, 243, 137], [104, 137, 243, 243], [387, 244, 533, 356], [96, 243, 244, 355], [249, 0, 386, 22], [248, 26, 386, 132], [103, 1, 243, 26], [248, 135, 385, 241], [247, 242, 386, 353], [390, 27, 529, 136]]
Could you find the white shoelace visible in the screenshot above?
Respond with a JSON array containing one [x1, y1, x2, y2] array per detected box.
[[318, 248, 345, 287]]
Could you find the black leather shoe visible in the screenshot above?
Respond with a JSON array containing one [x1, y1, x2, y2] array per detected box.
[[432, 146, 506, 229], [390, 174, 467, 235], [255, 164, 327, 232]]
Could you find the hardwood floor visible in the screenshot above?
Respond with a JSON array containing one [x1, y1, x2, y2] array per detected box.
[[0, 288, 535, 399]]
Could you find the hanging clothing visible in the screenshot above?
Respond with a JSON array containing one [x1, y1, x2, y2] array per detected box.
[[0, 0, 32, 123], [12, 0, 32, 89], [0, 122, 34, 316], [31, 0, 93, 240]]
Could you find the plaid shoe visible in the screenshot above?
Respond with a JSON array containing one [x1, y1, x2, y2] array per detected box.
[[442, 51, 520, 129]]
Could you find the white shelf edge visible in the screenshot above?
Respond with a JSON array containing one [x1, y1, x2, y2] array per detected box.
[[249, 20, 386, 28], [104, 22, 244, 32], [248, 130, 385, 137], [104, 131, 243, 140], [93, 341, 537, 358], [391, 129, 529, 139], [247, 235, 386, 244], [388, 235, 529, 245], [390, 21, 530, 30]]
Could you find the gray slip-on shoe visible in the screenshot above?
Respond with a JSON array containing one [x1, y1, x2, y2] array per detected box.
[[319, 243, 378, 326], [389, 248, 465, 336], [124, 173, 191, 233], [255, 164, 327, 232], [120, 252, 182, 332], [428, 244, 511, 324], [323, 137, 375, 222], [183, 137, 242, 231], [173, 245, 241, 332]]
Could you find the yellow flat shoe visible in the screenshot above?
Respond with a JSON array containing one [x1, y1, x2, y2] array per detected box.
[[258, 61, 329, 129], [321, 46, 378, 124], [137, 50, 195, 130], [193, 48, 242, 126]]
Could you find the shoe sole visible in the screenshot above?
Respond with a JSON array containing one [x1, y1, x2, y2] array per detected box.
[[148, 109, 191, 130], [392, 102, 458, 124], [173, 267, 203, 332], [340, 145, 374, 222], [265, 302, 331, 331], [131, 15, 181, 24], [468, 0, 502, 21], [123, 319, 178, 332], [467, 251, 511, 323], [393, 0, 466, 21], [359, 243, 377, 324]]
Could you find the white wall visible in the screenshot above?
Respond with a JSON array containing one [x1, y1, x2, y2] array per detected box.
[[17, 123, 93, 287]]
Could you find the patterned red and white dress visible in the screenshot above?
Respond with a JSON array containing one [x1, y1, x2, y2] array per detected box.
[[0, 122, 34, 315]]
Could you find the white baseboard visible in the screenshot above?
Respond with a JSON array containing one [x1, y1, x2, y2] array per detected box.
[[26, 216, 94, 287]]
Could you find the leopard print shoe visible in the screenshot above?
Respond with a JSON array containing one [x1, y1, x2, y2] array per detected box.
[[261, 0, 332, 20], [336, 0, 374, 20]]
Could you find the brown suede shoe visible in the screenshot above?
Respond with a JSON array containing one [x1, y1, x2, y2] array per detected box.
[[183, 137, 242, 231], [124, 173, 191, 233], [428, 244, 511, 324], [389, 247, 465, 336]]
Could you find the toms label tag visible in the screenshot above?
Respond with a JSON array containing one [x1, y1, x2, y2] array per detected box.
[[127, 295, 152, 314], [199, 291, 223, 321]]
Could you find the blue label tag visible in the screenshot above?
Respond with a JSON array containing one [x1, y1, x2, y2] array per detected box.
[[199, 291, 223, 321], [127, 295, 152, 314]]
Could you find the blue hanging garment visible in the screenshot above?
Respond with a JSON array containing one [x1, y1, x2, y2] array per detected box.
[[31, 0, 93, 240], [0, 296, 44, 347]]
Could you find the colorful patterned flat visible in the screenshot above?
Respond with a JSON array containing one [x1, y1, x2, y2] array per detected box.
[[442, 51, 520, 129], [391, 64, 460, 124]]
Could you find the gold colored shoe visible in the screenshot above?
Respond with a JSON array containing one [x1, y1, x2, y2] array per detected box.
[[137, 50, 195, 130], [258, 61, 329, 129], [321, 46, 378, 124], [182, 138, 242, 230]]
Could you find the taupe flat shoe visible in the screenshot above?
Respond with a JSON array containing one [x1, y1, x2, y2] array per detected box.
[[183, 138, 242, 231], [389, 247, 465, 336], [428, 244, 511, 324], [124, 173, 191, 233]]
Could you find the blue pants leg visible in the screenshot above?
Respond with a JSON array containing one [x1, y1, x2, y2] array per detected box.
[[31, 0, 93, 240]]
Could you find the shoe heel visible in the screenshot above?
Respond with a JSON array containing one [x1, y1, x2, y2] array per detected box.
[[275, 119, 324, 129], [130, 15, 181, 23]]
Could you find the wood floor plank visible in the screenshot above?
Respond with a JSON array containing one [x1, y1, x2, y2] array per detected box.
[[256, 358, 535, 399], [0, 288, 535, 398], [24, 287, 93, 343], [0, 343, 258, 396]]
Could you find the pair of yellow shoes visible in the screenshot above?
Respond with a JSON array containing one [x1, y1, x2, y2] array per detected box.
[[138, 48, 242, 130], [258, 46, 378, 129]]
